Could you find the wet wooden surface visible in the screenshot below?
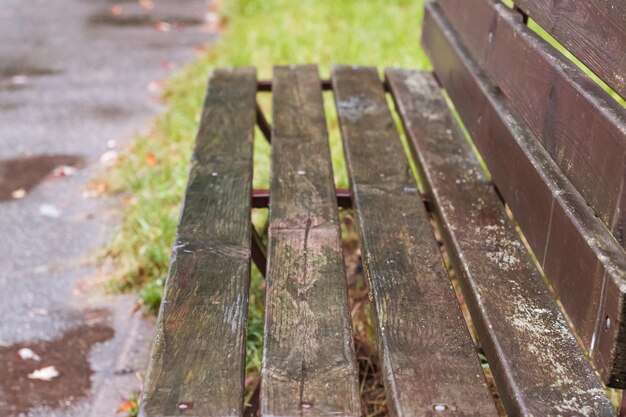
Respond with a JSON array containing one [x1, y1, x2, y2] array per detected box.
[[514, 0, 626, 99], [261, 65, 361, 417], [332, 65, 498, 417], [387, 68, 616, 416], [139, 67, 257, 417], [423, 2, 626, 387], [438, 0, 626, 247]]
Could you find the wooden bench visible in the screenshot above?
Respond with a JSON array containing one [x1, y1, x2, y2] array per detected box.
[[138, 1, 626, 416]]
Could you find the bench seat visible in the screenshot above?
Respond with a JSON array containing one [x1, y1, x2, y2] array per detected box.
[[139, 1, 626, 416], [137, 64, 622, 416]]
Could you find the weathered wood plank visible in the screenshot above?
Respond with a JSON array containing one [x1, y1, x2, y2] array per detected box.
[[261, 64, 360, 417], [438, 0, 626, 246], [423, 2, 626, 387], [387, 68, 616, 416], [139, 67, 257, 417], [514, 0, 626, 99], [332, 65, 498, 417]]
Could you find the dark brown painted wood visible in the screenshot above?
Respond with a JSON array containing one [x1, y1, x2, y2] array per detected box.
[[387, 68, 616, 416], [332, 65, 498, 417], [261, 65, 360, 417], [514, 0, 626, 99], [438, 0, 626, 247], [423, 2, 626, 387], [139, 67, 257, 417]]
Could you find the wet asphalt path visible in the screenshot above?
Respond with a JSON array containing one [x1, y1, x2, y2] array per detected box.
[[0, 1, 212, 415]]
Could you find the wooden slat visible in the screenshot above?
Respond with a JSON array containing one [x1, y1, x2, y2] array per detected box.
[[423, 2, 626, 387], [139, 68, 257, 417], [387, 68, 615, 416], [438, 0, 626, 246], [332, 65, 498, 416], [514, 0, 626, 99], [261, 65, 360, 417]]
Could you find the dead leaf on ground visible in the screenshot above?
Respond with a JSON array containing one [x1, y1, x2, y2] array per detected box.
[[28, 366, 60, 381], [148, 80, 164, 92], [17, 348, 41, 362], [154, 21, 171, 32], [139, 0, 154, 10], [145, 152, 158, 166], [110, 5, 123, 16], [50, 165, 77, 178], [116, 398, 137, 413], [11, 188, 26, 199]]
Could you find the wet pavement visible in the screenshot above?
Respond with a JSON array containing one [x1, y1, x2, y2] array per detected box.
[[0, 0, 213, 415], [1, 309, 114, 416]]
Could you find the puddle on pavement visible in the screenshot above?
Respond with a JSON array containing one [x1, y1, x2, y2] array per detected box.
[[0, 65, 59, 79], [88, 11, 204, 27], [0, 154, 85, 202], [0, 62, 61, 91], [0, 309, 115, 416]]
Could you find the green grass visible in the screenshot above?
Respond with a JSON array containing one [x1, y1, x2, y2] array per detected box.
[[104, 0, 429, 373]]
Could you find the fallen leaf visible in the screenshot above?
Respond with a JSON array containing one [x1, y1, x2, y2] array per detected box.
[[18, 348, 41, 361], [154, 21, 171, 32], [147, 80, 164, 92], [206, 22, 223, 33], [145, 152, 158, 166], [28, 366, 60, 381], [39, 204, 61, 218], [11, 188, 26, 199], [116, 402, 132, 413], [110, 5, 123, 15], [50, 165, 77, 178], [193, 44, 208, 54], [206, 11, 219, 24], [116, 393, 139, 414], [160, 60, 175, 70], [100, 150, 119, 166], [28, 308, 49, 317], [11, 75, 28, 85], [208, 0, 224, 12], [139, 0, 154, 10], [82, 179, 109, 198]]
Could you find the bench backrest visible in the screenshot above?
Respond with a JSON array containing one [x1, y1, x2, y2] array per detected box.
[[422, 0, 626, 387]]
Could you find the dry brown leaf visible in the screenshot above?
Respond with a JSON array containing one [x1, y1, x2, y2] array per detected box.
[[145, 152, 158, 166]]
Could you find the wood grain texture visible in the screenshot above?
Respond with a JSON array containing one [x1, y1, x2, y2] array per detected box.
[[438, 0, 626, 247], [332, 65, 498, 417], [387, 68, 615, 417], [423, 2, 626, 387], [261, 65, 360, 417], [139, 67, 257, 417], [514, 0, 626, 99]]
